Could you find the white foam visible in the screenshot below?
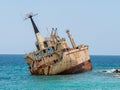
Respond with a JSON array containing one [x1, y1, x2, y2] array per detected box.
[[102, 69, 116, 73]]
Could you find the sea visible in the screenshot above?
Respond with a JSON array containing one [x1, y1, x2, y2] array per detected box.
[[0, 55, 120, 90]]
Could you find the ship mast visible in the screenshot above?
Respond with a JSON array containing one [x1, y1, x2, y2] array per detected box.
[[66, 30, 76, 48], [25, 13, 45, 50]]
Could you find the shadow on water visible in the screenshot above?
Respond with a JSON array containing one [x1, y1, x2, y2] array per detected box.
[[28, 71, 92, 83]]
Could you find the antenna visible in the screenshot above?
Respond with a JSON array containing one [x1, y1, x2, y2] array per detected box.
[[24, 12, 38, 20]]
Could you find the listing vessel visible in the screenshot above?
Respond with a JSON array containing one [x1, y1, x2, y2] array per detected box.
[[24, 14, 92, 75]]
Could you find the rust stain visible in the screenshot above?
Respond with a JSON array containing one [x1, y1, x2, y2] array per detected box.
[[42, 69, 44, 75], [47, 66, 51, 75], [58, 60, 92, 74]]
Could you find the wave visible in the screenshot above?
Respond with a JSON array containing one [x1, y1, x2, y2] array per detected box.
[[101, 69, 120, 78], [102, 69, 116, 73]]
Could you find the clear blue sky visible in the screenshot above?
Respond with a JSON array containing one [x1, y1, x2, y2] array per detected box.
[[0, 0, 120, 55]]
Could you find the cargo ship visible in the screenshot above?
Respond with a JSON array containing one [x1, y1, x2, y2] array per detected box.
[[24, 13, 92, 75]]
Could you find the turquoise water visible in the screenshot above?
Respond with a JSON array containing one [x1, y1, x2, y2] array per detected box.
[[0, 55, 120, 90]]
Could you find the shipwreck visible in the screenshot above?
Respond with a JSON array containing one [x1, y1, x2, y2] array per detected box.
[[24, 14, 92, 75]]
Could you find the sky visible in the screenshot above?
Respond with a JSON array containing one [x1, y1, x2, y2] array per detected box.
[[0, 0, 120, 55]]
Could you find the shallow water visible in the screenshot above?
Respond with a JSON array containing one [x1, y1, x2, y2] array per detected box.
[[0, 55, 120, 90]]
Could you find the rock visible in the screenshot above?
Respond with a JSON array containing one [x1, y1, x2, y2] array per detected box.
[[114, 69, 120, 73]]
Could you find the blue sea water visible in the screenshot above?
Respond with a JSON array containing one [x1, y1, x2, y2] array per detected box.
[[0, 55, 120, 90]]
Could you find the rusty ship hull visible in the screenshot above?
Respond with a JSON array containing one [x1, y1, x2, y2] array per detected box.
[[24, 13, 92, 75], [25, 45, 92, 75]]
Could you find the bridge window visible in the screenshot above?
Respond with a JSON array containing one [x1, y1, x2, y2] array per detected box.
[[46, 47, 54, 54], [36, 44, 40, 50], [44, 41, 48, 48], [34, 51, 43, 57]]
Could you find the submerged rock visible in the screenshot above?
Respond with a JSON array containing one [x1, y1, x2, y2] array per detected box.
[[102, 69, 120, 74], [114, 69, 120, 73]]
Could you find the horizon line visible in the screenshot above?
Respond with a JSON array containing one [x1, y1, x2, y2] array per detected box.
[[0, 53, 120, 56]]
